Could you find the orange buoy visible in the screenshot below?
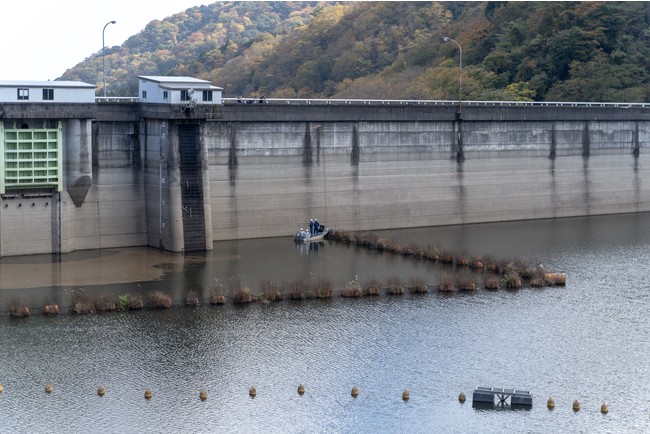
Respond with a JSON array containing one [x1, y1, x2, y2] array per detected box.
[[547, 397, 556, 410], [200, 389, 208, 401], [458, 391, 466, 403], [572, 400, 581, 412], [297, 384, 305, 395], [601, 403, 609, 414], [351, 386, 359, 398], [144, 388, 152, 400], [45, 384, 53, 394], [0, 384, 3, 394], [97, 386, 106, 397], [402, 389, 410, 401], [249, 386, 257, 398]]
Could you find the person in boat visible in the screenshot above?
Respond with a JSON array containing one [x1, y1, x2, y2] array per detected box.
[[309, 219, 314, 236], [314, 218, 320, 234]]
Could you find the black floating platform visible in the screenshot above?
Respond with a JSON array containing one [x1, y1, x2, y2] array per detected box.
[[473, 386, 533, 406]]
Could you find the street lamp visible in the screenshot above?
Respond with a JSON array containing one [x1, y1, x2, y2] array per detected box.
[[102, 20, 117, 97], [443, 36, 462, 113]]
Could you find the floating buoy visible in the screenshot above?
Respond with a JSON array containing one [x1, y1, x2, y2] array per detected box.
[[601, 403, 609, 414], [402, 389, 410, 401], [249, 386, 257, 398], [547, 397, 556, 410], [144, 388, 152, 400], [45, 384, 53, 394], [97, 386, 105, 397], [351, 386, 359, 398], [0, 384, 3, 394], [200, 389, 208, 401], [572, 400, 581, 412], [297, 384, 305, 395], [458, 391, 466, 403]]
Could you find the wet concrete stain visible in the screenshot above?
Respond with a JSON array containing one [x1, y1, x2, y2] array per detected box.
[[228, 127, 238, 186], [351, 124, 360, 166]]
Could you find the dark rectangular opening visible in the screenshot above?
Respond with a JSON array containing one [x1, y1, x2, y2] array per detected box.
[[178, 124, 205, 251]]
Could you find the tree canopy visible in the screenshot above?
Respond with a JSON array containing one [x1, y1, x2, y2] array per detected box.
[[61, 1, 650, 102]]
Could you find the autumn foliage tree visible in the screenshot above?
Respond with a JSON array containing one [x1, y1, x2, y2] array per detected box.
[[61, 1, 650, 103]]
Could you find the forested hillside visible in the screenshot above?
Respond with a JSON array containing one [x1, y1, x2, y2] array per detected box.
[[61, 1, 650, 102]]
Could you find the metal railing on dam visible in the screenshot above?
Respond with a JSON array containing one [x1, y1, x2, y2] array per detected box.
[[222, 97, 650, 109], [95, 97, 140, 103]]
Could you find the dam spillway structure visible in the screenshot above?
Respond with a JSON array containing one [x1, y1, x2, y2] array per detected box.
[[0, 80, 95, 256], [1, 76, 650, 257]]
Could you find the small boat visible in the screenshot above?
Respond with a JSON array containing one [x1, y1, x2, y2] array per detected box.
[[294, 227, 329, 242]]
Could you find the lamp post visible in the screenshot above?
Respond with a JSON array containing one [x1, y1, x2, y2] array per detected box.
[[102, 20, 117, 97], [443, 36, 462, 113]]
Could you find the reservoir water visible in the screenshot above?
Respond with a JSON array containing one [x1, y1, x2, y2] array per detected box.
[[1, 213, 649, 433]]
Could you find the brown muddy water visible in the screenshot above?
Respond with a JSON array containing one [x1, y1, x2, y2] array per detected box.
[[1, 213, 649, 433]]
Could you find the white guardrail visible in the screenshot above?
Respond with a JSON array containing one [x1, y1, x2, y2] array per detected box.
[[95, 96, 650, 109], [95, 97, 140, 103]]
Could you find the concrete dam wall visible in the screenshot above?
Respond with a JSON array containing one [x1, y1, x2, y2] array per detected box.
[[207, 104, 650, 241], [1, 101, 649, 255]]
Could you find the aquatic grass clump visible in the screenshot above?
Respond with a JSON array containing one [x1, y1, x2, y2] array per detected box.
[[439, 250, 455, 264], [413, 245, 428, 259], [498, 260, 516, 275], [364, 278, 382, 296], [148, 291, 172, 309], [185, 290, 200, 306], [324, 229, 340, 241], [8, 298, 30, 317], [528, 266, 549, 288], [42, 303, 59, 315], [231, 277, 254, 304], [260, 280, 283, 302], [210, 282, 226, 305], [516, 261, 535, 279], [401, 244, 416, 257], [94, 295, 118, 312], [437, 274, 455, 292], [127, 294, 144, 310], [71, 292, 95, 314], [426, 246, 441, 262], [483, 256, 499, 273], [312, 278, 333, 299], [375, 238, 392, 251], [385, 276, 404, 295], [341, 276, 363, 298], [387, 242, 405, 255], [118, 294, 129, 311], [470, 257, 485, 270], [232, 287, 254, 303], [455, 254, 470, 267], [329, 230, 352, 243], [284, 279, 307, 301], [408, 277, 429, 293], [355, 232, 380, 249], [529, 276, 547, 287], [502, 271, 523, 289], [484, 275, 500, 290], [456, 274, 477, 291]]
